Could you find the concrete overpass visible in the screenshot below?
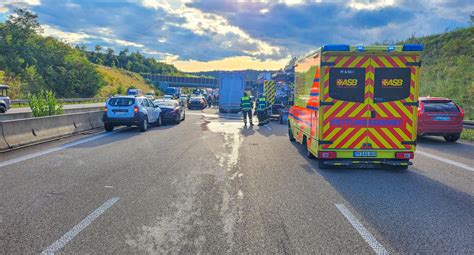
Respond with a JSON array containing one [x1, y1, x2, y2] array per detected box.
[[141, 74, 219, 89]]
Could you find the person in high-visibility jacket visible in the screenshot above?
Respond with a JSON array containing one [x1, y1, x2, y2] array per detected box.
[[240, 92, 253, 126], [256, 93, 269, 126]]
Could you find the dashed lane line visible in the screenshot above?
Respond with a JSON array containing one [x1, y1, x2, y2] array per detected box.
[[41, 197, 120, 255], [416, 150, 474, 172], [335, 204, 389, 255]]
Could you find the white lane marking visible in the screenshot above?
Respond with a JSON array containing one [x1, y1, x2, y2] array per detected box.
[[264, 125, 272, 131], [0, 130, 121, 168], [41, 197, 120, 255], [416, 150, 474, 172], [335, 204, 388, 255]]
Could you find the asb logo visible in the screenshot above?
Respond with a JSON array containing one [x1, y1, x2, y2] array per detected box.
[[336, 79, 358, 87], [382, 79, 403, 87]]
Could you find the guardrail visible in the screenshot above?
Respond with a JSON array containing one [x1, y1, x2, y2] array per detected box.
[[463, 120, 474, 129], [11, 98, 105, 106], [0, 105, 104, 121], [0, 111, 104, 151]]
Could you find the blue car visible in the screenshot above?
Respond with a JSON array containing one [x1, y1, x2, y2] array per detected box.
[[154, 99, 185, 124], [103, 96, 162, 132]]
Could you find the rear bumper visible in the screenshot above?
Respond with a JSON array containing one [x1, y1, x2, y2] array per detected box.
[[103, 112, 144, 125], [321, 159, 412, 167], [188, 104, 205, 109], [219, 106, 241, 113], [418, 125, 463, 136], [162, 113, 178, 121]]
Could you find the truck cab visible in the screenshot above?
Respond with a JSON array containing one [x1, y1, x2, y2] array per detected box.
[[0, 84, 11, 113]]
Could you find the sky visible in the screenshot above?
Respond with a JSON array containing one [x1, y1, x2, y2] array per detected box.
[[0, 0, 472, 72]]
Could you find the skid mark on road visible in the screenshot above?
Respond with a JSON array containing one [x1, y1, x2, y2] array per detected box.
[[416, 150, 474, 172], [335, 204, 388, 255], [41, 197, 119, 255]]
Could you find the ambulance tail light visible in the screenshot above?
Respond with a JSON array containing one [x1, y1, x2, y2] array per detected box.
[[318, 151, 336, 159], [396, 152, 414, 159]]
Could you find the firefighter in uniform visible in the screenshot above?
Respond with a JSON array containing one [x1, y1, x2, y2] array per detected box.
[[240, 92, 253, 126], [256, 93, 269, 126]]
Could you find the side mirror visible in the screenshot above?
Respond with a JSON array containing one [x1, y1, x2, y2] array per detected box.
[[154, 104, 159, 108]]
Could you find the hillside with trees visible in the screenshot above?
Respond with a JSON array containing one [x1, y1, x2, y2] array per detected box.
[[84, 46, 180, 75], [403, 26, 473, 119], [0, 9, 104, 98], [96, 65, 158, 98], [0, 8, 186, 99]]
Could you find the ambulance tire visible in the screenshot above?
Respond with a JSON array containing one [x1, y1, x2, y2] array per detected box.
[[318, 160, 330, 169], [303, 136, 316, 159], [398, 165, 409, 170], [288, 125, 295, 142]]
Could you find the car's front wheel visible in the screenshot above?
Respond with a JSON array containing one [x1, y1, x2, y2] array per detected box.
[[156, 115, 162, 127], [139, 117, 148, 132], [174, 114, 181, 124], [0, 105, 6, 113]]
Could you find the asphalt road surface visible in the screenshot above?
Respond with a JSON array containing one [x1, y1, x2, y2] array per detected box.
[[0, 108, 473, 254]]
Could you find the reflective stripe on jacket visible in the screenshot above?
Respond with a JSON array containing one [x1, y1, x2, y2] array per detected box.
[[241, 96, 251, 111], [256, 97, 267, 111]]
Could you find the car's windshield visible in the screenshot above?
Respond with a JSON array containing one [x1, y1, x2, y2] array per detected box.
[[108, 97, 135, 106]]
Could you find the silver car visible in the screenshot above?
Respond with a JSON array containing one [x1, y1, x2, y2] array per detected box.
[[0, 85, 10, 113], [103, 96, 162, 132]]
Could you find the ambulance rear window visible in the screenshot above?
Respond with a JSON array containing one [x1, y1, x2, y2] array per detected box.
[[328, 68, 365, 103], [373, 68, 411, 103]]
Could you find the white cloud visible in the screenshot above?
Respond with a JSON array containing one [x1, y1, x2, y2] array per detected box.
[[0, 0, 41, 13], [139, 0, 284, 59], [172, 55, 290, 72], [101, 37, 145, 48], [42, 24, 90, 44], [348, 0, 396, 10]]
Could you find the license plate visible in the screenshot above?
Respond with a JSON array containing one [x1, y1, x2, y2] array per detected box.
[[115, 111, 126, 115], [433, 116, 450, 121], [354, 151, 377, 157]]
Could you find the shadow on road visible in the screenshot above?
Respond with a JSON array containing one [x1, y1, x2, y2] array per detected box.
[[72, 124, 176, 148], [290, 141, 474, 253], [416, 136, 474, 159]]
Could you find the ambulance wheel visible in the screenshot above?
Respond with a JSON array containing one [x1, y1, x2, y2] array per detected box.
[[303, 137, 316, 159], [318, 160, 329, 169], [288, 125, 295, 142], [398, 165, 409, 170]]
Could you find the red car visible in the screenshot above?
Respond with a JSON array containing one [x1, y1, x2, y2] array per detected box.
[[417, 97, 465, 142]]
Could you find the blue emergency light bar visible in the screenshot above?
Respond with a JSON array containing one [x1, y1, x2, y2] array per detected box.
[[322, 44, 350, 52], [356, 46, 365, 52], [387, 45, 395, 52], [402, 44, 424, 51]]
